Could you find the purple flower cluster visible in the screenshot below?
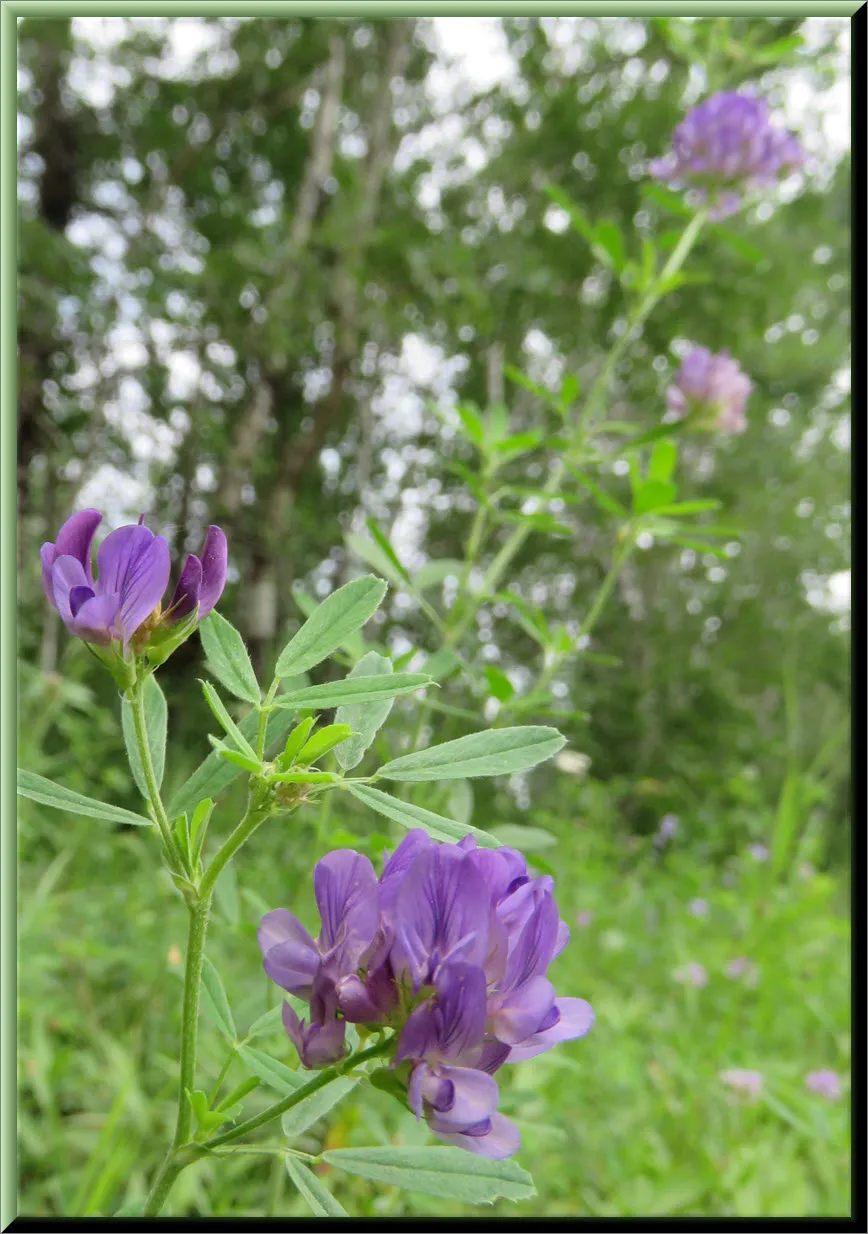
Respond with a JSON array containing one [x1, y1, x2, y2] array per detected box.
[[650, 91, 804, 220], [667, 346, 752, 435], [258, 832, 594, 1159], [41, 510, 227, 649]]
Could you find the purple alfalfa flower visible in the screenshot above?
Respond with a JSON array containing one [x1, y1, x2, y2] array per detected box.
[[649, 90, 804, 220], [258, 849, 380, 1021], [166, 525, 228, 623], [654, 814, 679, 848], [667, 346, 752, 435], [575, 910, 593, 928], [805, 1069, 843, 1100], [688, 898, 709, 918], [673, 961, 708, 989], [720, 1068, 764, 1100], [281, 970, 348, 1069], [389, 842, 492, 993], [42, 510, 171, 649], [395, 962, 520, 1159], [748, 842, 769, 863]]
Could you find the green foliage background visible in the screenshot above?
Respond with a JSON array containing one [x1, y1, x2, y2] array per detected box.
[[16, 13, 850, 1219]]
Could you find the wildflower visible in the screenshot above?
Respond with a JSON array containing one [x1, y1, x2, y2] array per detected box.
[[575, 911, 593, 928], [258, 833, 593, 1159], [649, 91, 804, 220], [725, 957, 760, 986], [40, 510, 227, 655], [720, 1068, 764, 1099], [666, 347, 752, 435], [748, 843, 769, 863], [688, 898, 709, 918], [654, 814, 679, 847], [673, 962, 708, 988], [805, 1070, 842, 1100]]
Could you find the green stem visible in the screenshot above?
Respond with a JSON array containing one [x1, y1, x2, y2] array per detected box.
[[204, 1038, 392, 1150], [200, 800, 271, 902], [130, 678, 174, 853], [461, 211, 707, 643], [256, 678, 281, 761], [144, 895, 211, 1216]]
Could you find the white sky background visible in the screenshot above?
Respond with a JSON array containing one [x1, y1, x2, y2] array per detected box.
[[24, 15, 851, 618]]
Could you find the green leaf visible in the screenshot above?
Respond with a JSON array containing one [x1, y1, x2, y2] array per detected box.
[[273, 673, 432, 711], [321, 1146, 536, 1205], [349, 784, 501, 848], [168, 708, 298, 817], [422, 648, 461, 681], [334, 652, 396, 772], [594, 219, 625, 271], [187, 1088, 233, 1134], [201, 680, 259, 761], [120, 676, 168, 799], [504, 365, 557, 405], [656, 500, 722, 515], [448, 780, 474, 825], [199, 611, 260, 706], [277, 717, 317, 769], [285, 1156, 349, 1218], [216, 748, 263, 775], [666, 536, 730, 559], [245, 1004, 285, 1040], [640, 182, 692, 219], [648, 439, 678, 484], [501, 511, 573, 538], [559, 372, 581, 409], [491, 430, 542, 457], [346, 533, 408, 591], [567, 468, 629, 518], [413, 559, 464, 591], [490, 824, 558, 852], [634, 480, 678, 515], [626, 421, 685, 449], [17, 769, 152, 827], [214, 1076, 261, 1113], [200, 957, 236, 1043], [237, 1045, 305, 1095], [282, 1075, 359, 1140], [455, 403, 485, 446], [276, 576, 388, 678], [711, 225, 765, 264], [298, 724, 354, 764], [189, 799, 214, 866], [366, 517, 411, 583], [269, 771, 337, 785], [751, 32, 804, 63], [484, 666, 515, 702], [377, 727, 566, 782]]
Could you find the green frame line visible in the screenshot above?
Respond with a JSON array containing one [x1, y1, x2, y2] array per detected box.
[[0, 0, 856, 1226], [0, 2, 863, 17]]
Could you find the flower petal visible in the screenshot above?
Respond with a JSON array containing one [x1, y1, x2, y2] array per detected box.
[[51, 555, 89, 627], [168, 553, 202, 621], [96, 524, 171, 646], [40, 543, 58, 606], [391, 847, 490, 986], [69, 592, 121, 645], [380, 830, 435, 916], [491, 975, 556, 1046], [313, 850, 380, 971], [197, 525, 228, 619], [502, 889, 559, 990], [431, 1111, 521, 1159], [262, 939, 320, 998], [258, 908, 316, 956], [53, 509, 102, 581], [430, 1065, 499, 1130], [504, 996, 595, 1062]]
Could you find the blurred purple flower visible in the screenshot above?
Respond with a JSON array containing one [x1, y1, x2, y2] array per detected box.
[[688, 898, 709, 918], [805, 1069, 842, 1100], [575, 911, 594, 928], [748, 843, 769, 863], [667, 347, 752, 435], [649, 91, 804, 219], [673, 962, 708, 988], [725, 957, 760, 986], [720, 1068, 764, 1099], [654, 814, 679, 847], [258, 831, 593, 1159]]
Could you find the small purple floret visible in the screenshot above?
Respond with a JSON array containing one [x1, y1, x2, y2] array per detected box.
[[667, 346, 752, 435]]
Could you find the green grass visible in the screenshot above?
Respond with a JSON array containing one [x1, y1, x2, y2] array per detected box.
[[17, 771, 850, 1219]]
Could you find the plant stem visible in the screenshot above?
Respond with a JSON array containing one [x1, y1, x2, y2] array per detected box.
[[130, 678, 174, 854], [200, 799, 271, 902], [457, 211, 708, 647]]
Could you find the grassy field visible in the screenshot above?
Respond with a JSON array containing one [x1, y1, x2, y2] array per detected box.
[[17, 741, 850, 1219]]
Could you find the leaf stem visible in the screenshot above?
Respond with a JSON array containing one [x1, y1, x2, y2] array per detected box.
[[130, 678, 173, 853]]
